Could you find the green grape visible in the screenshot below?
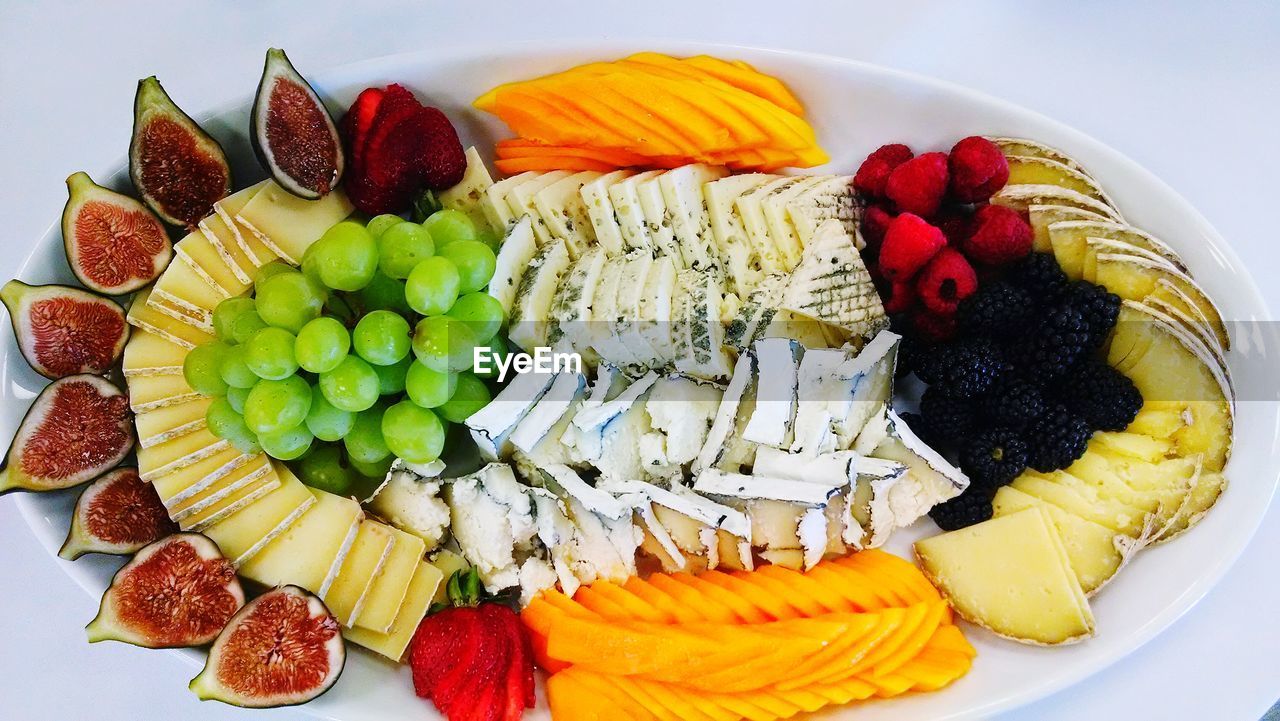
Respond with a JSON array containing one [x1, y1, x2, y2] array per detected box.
[[244, 326, 299, 380], [373, 355, 412, 395], [243, 375, 312, 435], [446, 292, 504, 344], [256, 270, 326, 333], [254, 260, 293, 294], [437, 371, 492, 423], [258, 424, 314, 461], [212, 297, 257, 343], [295, 316, 350, 374], [305, 385, 355, 441], [226, 385, 251, 413], [295, 443, 355, 495], [345, 405, 391, 464], [349, 455, 394, 480], [405, 361, 457, 408], [412, 315, 478, 373], [299, 243, 325, 287], [377, 222, 435, 279], [308, 220, 379, 292], [438, 240, 497, 294], [474, 227, 499, 252], [229, 309, 268, 345], [219, 345, 259, 389], [353, 310, 411, 366], [323, 291, 357, 325], [184, 341, 229, 396], [366, 213, 405, 239], [382, 401, 446, 463], [422, 208, 477, 248], [319, 355, 380, 412], [357, 271, 414, 315], [405, 256, 461, 316], [206, 397, 260, 453]]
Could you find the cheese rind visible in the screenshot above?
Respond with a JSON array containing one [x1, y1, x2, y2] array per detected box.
[[238, 490, 363, 594], [123, 330, 187, 378], [354, 526, 426, 634], [203, 466, 315, 566], [323, 520, 395, 627], [342, 561, 444, 661]]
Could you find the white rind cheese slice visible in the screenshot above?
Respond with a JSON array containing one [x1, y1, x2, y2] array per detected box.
[[439, 147, 496, 233], [786, 175, 857, 248], [789, 347, 849, 455], [580, 170, 637, 256], [743, 338, 802, 447], [508, 239, 571, 351], [658, 164, 729, 273], [867, 409, 970, 535], [836, 330, 900, 445], [508, 372, 587, 456], [541, 464, 630, 520], [488, 216, 538, 316], [693, 351, 755, 472], [610, 479, 751, 541], [693, 468, 842, 507], [466, 369, 557, 460]]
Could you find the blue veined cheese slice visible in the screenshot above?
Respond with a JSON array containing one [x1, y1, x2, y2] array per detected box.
[[781, 219, 886, 338], [641, 375, 725, 475], [743, 337, 802, 447], [835, 329, 900, 447], [465, 368, 557, 460], [568, 374, 659, 482], [580, 170, 637, 256], [558, 364, 625, 462], [533, 170, 602, 259], [488, 216, 538, 316], [504, 171, 572, 246], [528, 488, 582, 597], [511, 376, 589, 480], [612, 252, 661, 367], [693, 352, 755, 473], [629, 494, 688, 572], [546, 246, 607, 352], [635, 173, 686, 268], [611, 479, 752, 546], [508, 372, 587, 455], [586, 257, 639, 367], [863, 409, 969, 538], [786, 175, 857, 248], [658, 164, 728, 273], [480, 171, 539, 233], [673, 269, 733, 380], [540, 464, 630, 520], [693, 468, 843, 507], [736, 177, 801, 274], [638, 255, 678, 366], [724, 273, 786, 352], [762, 175, 837, 270], [705, 173, 781, 295], [445, 463, 537, 592], [508, 240, 571, 352], [569, 370, 658, 436], [607, 170, 664, 253], [439, 147, 496, 233], [561, 494, 635, 584], [789, 347, 850, 455]]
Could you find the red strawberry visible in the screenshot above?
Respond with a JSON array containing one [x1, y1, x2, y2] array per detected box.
[[447, 612, 508, 721], [879, 213, 946, 282], [493, 605, 536, 720], [363, 84, 427, 190], [854, 143, 913, 198], [414, 106, 466, 190], [342, 87, 384, 174], [428, 608, 485, 715], [411, 607, 481, 703], [344, 170, 414, 216], [949, 136, 1009, 202], [885, 152, 950, 217], [916, 248, 978, 314], [963, 204, 1033, 265]]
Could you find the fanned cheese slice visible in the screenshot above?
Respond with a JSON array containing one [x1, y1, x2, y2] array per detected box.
[[138, 427, 230, 481], [439, 147, 496, 233], [126, 370, 200, 413], [612, 252, 660, 366], [586, 257, 632, 366], [213, 180, 274, 267], [175, 230, 248, 297], [673, 270, 733, 380], [342, 561, 444, 661], [705, 173, 780, 295], [658, 164, 728, 272], [762, 175, 834, 269], [466, 368, 557, 460], [127, 287, 216, 349], [198, 212, 255, 286], [608, 170, 664, 253], [737, 177, 800, 274], [322, 520, 395, 627], [149, 257, 220, 328], [638, 255, 678, 366], [786, 175, 857, 248], [480, 171, 539, 233], [204, 464, 316, 566], [782, 219, 886, 338], [635, 173, 685, 267], [533, 171, 602, 258], [135, 396, 211, 449], [235, 182, 353, 264], [150, 445, 254, 506], [239, 489, 363, 595], [547, 246, 606, 352], [508, 239, 571, 351], [743, 338, 801, 447], [355, 526, 426, 634], [488, 216, 538, 315], [505, 171, 573, 246], [123, 329, 187, 378], [580, 170, 637, 256]]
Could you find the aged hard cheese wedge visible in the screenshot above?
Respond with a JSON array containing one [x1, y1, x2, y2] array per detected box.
[[355, 525, 427, 634], [343, 561, 444, 661], [915, 506, 1095, 645], [235, 181, 353, 264], [137, 427, 230, 481], [214, 180, 278, 267], [150, 445, 254, 506], [174, 229, 250, 297], [323, 520, 396, 628], [127, 287, 215, 350], [167, 453, 275, 527], [239, 489, 362, 595], [149, 256, 221, 327], [127, 371, 200, 412], [203, 464, 316, 566], [123, 330, 187, 377], [134, 396, 211, 448]]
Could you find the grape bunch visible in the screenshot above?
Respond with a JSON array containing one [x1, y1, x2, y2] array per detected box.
[[184, 209, 504, 494]]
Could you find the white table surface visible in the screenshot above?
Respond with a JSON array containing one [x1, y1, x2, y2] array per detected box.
[[2, 1, 1277, 719]]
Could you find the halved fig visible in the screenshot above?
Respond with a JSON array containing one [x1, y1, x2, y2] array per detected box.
[[190, 585, 345, 708], [62, 172, 173, 294], [87, 533, 243, 648], [59, 467, 177, 560], [0, 374, 134, 494], [130, 76, 232, 228], [252, 48, 344, 199], [1, 280, 130, 378]]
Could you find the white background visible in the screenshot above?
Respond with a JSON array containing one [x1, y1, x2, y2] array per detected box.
[[1, 1, 1277, 719]]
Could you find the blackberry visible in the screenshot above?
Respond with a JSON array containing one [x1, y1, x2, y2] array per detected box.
[[928, 485, 996, 531], [897, 412, 945, 450], [960, 428, 1029, 489], [1012, 305, 1092, 380], [958, 281, 1034, 339], [1061, 281, 1121, 348], [920, 386, 977, 443], [980, 377, 1047, 428], [1026, 404, 1091, 472], [1060, 359, 1143, 432], [917, 337, 1007, 399], [1008, 252, 1068, 303]]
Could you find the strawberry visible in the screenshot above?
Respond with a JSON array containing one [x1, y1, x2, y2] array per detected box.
[[427, 607, 484, 714], [447, 613, 507, 721], [414, 106, 466, 190], [342, 87, 384, 175], [411, 606, 481, 703], [362, 84, 427, 190], [494, 605, 536, 720]]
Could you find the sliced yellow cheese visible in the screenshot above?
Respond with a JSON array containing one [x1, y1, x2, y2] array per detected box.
[[236, 182, 353, 264], [354, 525, 426, 634], [135, 396, 211, 448], [343, 561, 444, 661], [199, 212, 256, 285], [175, 230, 250, 297], [183, 469, 280, 533], [204, 464, 315, 566], [150, 255, 222, 324], [168, 453, 273, 521], [126, 371, 200, 413], [438, 147, 496, 233], [138, 427, 228, 481], [123, 330, 187, 378], [324, 520, 396, 627], [215, 181, 278, 267], [127, 287, 215, 350], [914, 506, 1095, 645], [239, 489, 362, 595], [150, 444, 252, 504]]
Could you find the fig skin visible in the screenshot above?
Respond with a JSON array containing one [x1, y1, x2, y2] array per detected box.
[[86, 533, 243, 648], [252, 48, 345, 200], [190, 585, 345, 708], [0, 374, 134, 495], [59, 467, 176, 561], [129, 76, 232, 228], [1, 280, 130, 379], [61, 172, 173, 295]]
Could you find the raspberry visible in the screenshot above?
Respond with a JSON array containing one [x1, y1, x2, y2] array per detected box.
[[948, 136, 1010, 202], [886, 152, 950, 217], [854, 144, 913, 198], [879, 213, 946, 282], [916, 248, 978, 315], [912, 310, 957, 342], [883, 278, 915, 314], [934, 207, 973, 247], [860, 205, 894, 254], [963, 204, 1033, 266]]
